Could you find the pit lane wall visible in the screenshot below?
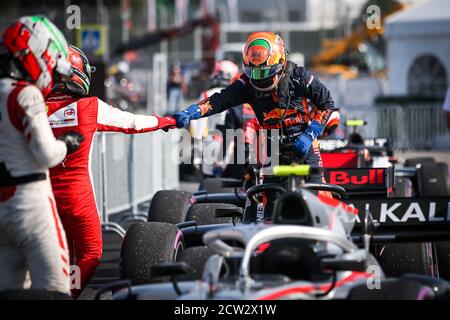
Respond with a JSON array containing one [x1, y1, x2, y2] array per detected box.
[[90, 130, 179, 222]]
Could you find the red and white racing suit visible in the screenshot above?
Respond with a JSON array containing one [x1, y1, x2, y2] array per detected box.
[[46, 92, 174, 297], [0, 79, 70, 294]]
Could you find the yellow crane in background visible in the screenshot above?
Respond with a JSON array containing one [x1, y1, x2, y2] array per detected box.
[[309, 2, 408, 79]]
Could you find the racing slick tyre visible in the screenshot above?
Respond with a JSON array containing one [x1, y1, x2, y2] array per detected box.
[[415, 162, 450, 279], [185, 203, 235, 225], [120, 222, 184, 284], [377, 243, 435, 277], [404, 157, 435, 168], [393, 177, 413, 197], [179, 246, 215, 281], [147, 190, 192, 224], [417, 162, 448, 197], [436, 242, 450, 280]]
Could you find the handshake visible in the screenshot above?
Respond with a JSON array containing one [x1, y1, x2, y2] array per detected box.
[[169, 104, 202, 129], [153, 103, 202, 132], [155, 105, 326, 158]]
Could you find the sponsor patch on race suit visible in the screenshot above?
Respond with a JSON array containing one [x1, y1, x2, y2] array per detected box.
[[48, 103, 79, 128]]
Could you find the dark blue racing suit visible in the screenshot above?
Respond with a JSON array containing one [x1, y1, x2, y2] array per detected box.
[[195, 61, 335, 183]]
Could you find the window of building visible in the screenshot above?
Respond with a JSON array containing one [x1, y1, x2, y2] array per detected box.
[[408, 55, 448, 98]]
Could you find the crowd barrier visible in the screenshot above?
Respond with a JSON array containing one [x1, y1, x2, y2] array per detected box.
[[91, 131, 179, 223]]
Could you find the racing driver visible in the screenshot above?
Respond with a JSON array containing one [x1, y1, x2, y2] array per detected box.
[[45, 45, 176, 298], [0, 16, 83, 295], [172, 32, 336, 183]]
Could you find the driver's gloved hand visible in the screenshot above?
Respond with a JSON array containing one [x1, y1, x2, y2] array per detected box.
[[293, 133, 313, 155], [155, 115, 177, 132], [293, 121, 324, 156], [212, 164, 224, 177], [58, 131, 85, 155], [172, 104, 202, 128]]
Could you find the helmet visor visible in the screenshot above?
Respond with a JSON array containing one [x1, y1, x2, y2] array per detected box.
[[244, 63, 283, 80]]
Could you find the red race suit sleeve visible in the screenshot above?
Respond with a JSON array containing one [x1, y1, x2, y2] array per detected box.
[[96, 99, 174, 133]]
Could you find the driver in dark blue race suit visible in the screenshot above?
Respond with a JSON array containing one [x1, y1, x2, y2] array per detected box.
[[172, 32, 335, 183]]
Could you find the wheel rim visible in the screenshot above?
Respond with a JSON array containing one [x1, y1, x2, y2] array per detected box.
[[173, 234, 184, 262]]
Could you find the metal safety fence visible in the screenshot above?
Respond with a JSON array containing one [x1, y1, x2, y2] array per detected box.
[[88, 52, 182, 224], [91, 130, 179, 223], [375, 103, 450, 150], [340, 103, 450, 150]]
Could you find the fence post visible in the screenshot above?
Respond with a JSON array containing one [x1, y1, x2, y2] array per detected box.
[[151, 53, 168, 114], [100, 132, 108, 223], [129, 134, 138, 214]]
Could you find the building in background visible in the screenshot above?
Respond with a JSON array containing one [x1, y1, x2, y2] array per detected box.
[[386, 0, 450, 99]]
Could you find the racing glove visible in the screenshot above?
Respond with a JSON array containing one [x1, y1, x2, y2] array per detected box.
[[155, 115, 177, 132], [58, 131, 85, 155], [293, 121, 324, 156], [172, 104, 202, 128], [212, 163, 225, 177]]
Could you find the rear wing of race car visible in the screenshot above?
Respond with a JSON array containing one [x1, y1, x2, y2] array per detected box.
[[363, 137, 390, 149], [318, 137, 391, 151], [322, 167, 450, 242], [346, 196, 450, 243], [324, 167, 394, 198]]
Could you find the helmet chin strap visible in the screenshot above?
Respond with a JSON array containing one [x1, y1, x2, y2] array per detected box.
[[250, 64, 288, 92], [250, 73, 281, 92]]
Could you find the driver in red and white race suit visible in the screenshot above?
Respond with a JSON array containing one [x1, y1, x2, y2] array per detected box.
[[0, 16, 83, 295], [46, 45, 176, 298]]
